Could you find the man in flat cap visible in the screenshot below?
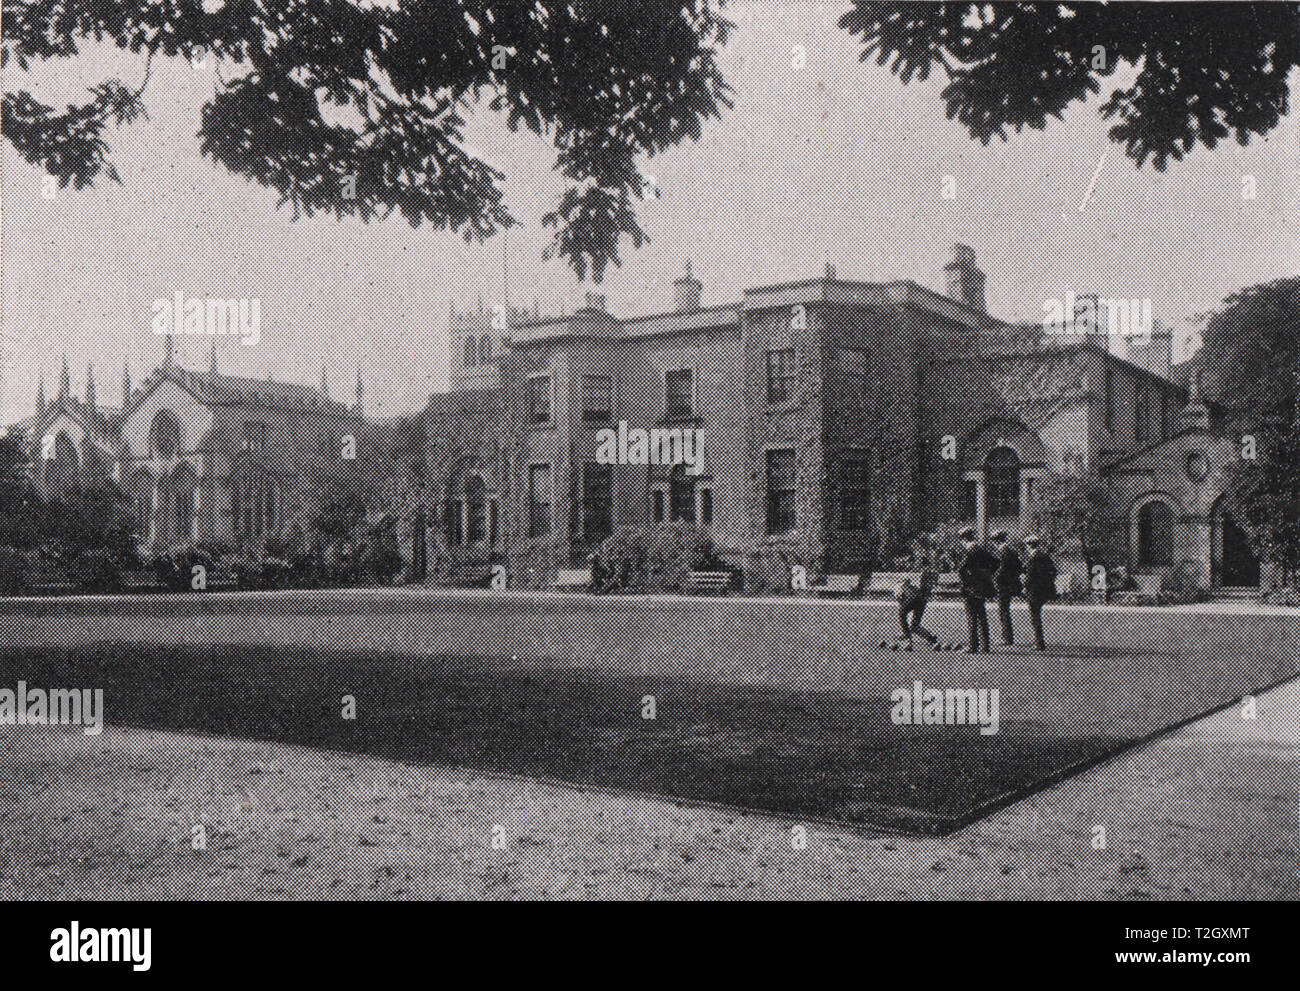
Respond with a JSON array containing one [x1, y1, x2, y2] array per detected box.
[[991, 529, 1023, 646], [1022, 535, 1058, 651], [957, 526, 997, 653]]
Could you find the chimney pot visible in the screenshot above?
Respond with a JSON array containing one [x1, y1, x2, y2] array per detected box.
[[672, 261, 702, 312]]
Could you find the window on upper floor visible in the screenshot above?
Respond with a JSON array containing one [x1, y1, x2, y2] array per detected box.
[[836, 348, 871, 401], [526, 375, 551, 424], [766, 348, 796, 404], [149, 410, 182, 459], [1134, 382, 1152, 443], [243, 421, 269, 454], [582, 374, 612, 423], [665, 369, 694, 420]]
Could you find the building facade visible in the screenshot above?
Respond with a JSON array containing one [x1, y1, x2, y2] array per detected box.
[[422, 247, 1264, 591]]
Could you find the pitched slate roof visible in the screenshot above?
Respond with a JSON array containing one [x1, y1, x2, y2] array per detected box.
[[129, 364, 349, 416]]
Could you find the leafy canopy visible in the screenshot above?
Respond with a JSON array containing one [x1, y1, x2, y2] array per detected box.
[[839, 2, 1299, 170], [2, 1, 734, 282]]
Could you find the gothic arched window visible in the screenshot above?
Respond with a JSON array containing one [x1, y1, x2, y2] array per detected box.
[[149, 410, 182, 459], [47, 431, 80, 489]]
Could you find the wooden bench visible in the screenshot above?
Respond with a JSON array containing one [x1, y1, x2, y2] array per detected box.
[[864, 571, 920, 598], [813, 574, 861, 597], [555, 569, 591, 591], [686, 570, 733, 595], [207, 567, 239, 592]]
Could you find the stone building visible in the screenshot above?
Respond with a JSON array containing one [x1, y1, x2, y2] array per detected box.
[[28, 345, 359, 553], [421, 246, 1264, 592]]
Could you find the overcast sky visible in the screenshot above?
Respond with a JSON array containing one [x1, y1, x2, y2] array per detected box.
[[4, 1, 1298, 425]]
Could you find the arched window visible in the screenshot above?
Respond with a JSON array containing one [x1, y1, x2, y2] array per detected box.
[[47, 431, 80, 489], [149, 410, 182, 459], [1137, 500, 1174, 566], [985, 447, 1020, 518], [170, 465, 198, 545]]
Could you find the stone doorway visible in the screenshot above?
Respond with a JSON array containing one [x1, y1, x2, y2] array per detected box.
[[1214, 506, 1260, 588]]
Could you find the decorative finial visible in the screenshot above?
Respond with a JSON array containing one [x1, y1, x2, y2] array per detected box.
[[684, 260, 693, 279], [36, 376, 46, 415], [58, 356, 70, 399], [355, 365, 364, 413], [163, 333, 175, 368], [85, 363, 96, 407]]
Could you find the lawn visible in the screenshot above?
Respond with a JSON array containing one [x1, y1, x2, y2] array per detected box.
[[3, 596, 1294, 832]]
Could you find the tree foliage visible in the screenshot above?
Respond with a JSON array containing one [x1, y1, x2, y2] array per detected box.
[[2, 0, 734, 282], [839, 2, 1299, 170], [1196, 278, 1300, 577], [1028, 471, 1114, 569]]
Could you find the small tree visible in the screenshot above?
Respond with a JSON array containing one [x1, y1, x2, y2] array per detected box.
[[1028, 472, 1115, 572]]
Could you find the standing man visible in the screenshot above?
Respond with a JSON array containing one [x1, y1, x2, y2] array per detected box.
[[957, 526, 997, 654], [1022, 535, 1058, 651], [991, 530, 1023, 646]]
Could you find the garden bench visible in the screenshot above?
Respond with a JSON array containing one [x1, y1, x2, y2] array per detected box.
[[812, 574, 861, 597], [685, 570, 733, 595], [555, 569, 591, 591]]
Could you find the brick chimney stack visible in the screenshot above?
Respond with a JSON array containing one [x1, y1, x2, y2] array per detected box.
[[943, 244, 986, 313], [672, 261, 702, 312]]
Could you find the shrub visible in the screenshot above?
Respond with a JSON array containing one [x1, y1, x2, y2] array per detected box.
[[1158, 560, 1210, 604], [153, 543, 218, 591], [359, 514, 404, 585], [0, 546, 29, 596], [69, 548, 123, 593], [597, 521, 717, 593]]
